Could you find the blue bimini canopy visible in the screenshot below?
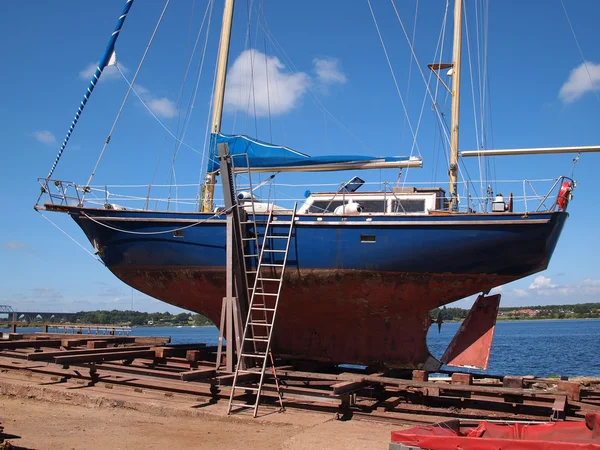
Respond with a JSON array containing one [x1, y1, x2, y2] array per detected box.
[[207, 133, 422, 173]]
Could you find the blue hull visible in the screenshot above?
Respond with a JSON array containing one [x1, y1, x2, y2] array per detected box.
[[63, 207, 567, 368], [72, 209, 566, 276]]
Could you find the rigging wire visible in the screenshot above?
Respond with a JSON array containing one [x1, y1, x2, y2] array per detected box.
[[261, 1, 273, 142], [150, 0, 200, 209], [231, 0, 255, 134], [399, 0, 419, 153], [390, 0, 451, 146], [395, 0, 449, 188], [463, 2, 485, 209], [569, 153, 580, 178], [258, 18, 373, 152], [197, 49, 219, 198], [37, 212, 104, 264], [367, 0, 423, 157], [85, 0, 172, 190], [166, 0, 215, 209], [115, 65, 202, 155], [166, 0, 215, 167], [560, 0, 600, 106]]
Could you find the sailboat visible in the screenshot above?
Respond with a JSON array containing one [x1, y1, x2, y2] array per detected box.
[[35, 0, 599, 370]]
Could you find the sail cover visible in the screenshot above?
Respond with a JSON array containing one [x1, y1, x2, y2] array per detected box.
[[207, 133, 421, 173]]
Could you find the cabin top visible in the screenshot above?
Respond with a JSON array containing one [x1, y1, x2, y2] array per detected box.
[[297, 187, 447, 215]]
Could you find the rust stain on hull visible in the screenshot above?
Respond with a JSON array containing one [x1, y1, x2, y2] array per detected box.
[[111, 267, 515, 368]]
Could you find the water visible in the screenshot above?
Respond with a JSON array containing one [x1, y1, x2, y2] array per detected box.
[[131, 326, 220, 346], [427, 319, 600, 377], [4, 319, 600, 377]]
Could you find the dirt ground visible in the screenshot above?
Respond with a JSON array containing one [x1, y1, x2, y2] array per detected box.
[[0, 370, 405, 450]]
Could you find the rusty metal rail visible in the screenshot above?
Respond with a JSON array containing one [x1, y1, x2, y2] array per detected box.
[[1, 333, 599, 424]]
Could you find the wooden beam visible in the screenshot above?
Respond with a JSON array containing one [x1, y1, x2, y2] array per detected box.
[[0, 339, 64, 350], [216, 372, 258, 386], [26, 346, 151, 362], [331, 381, 363, 395], [53, 349, 155, 365], [180, 368, 217, 381]]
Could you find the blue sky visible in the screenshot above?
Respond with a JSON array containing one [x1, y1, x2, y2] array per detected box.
[[1, 0, 599, 314]]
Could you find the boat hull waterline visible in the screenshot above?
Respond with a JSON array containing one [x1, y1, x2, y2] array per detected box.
[[62, 206, 568, 368]]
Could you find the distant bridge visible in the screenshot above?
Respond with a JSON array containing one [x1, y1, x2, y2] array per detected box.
[[0, 305, 76, 323]]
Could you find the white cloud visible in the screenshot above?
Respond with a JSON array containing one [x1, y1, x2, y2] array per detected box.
[[30, 130, 57, 145], [79, 61, 125, 81], [135, 84, 150, 96], [513, 288, 529, 298], [559, 61, 600, 103], [146, 97, 177, 119], [580, 278, 600, 294], [313, 58, 347, 85], [130, 84, 177, 119], [529, 275, 556, 290], [2, 241, 26, 250], [225, 49, 310, 117]]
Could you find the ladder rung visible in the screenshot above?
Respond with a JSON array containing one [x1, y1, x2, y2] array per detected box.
[[236, 386, 260, 392], [245, 338, 269, 342], [263, 249, 287, 253], [265, 236, 288, 239], [261, 263, 284, 267], [246, 270, 257, 274], [241, 353, 267, 359], [248, 322, 272, 327], [256, 277, 282, 282], [241, 237, 256, 241], [230, 403, 254, 409], [253, 292, 278, 297], [252, 307, 276, 312], [244, 254, 259, 258], [238, 369, 261, 374]]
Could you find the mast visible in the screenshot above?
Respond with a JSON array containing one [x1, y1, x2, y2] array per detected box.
[[449, 0, 463, 211], [202, 0, 235, 212]]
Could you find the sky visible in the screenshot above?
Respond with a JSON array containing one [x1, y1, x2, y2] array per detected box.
[[0, 0, 599, 314]]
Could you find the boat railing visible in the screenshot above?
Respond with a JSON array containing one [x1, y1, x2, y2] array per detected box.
[[35, 178, 83, 209], [35, 176, 572, 214]]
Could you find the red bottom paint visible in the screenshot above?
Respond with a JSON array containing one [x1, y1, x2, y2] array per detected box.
[[113, 267, 515, 368]]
